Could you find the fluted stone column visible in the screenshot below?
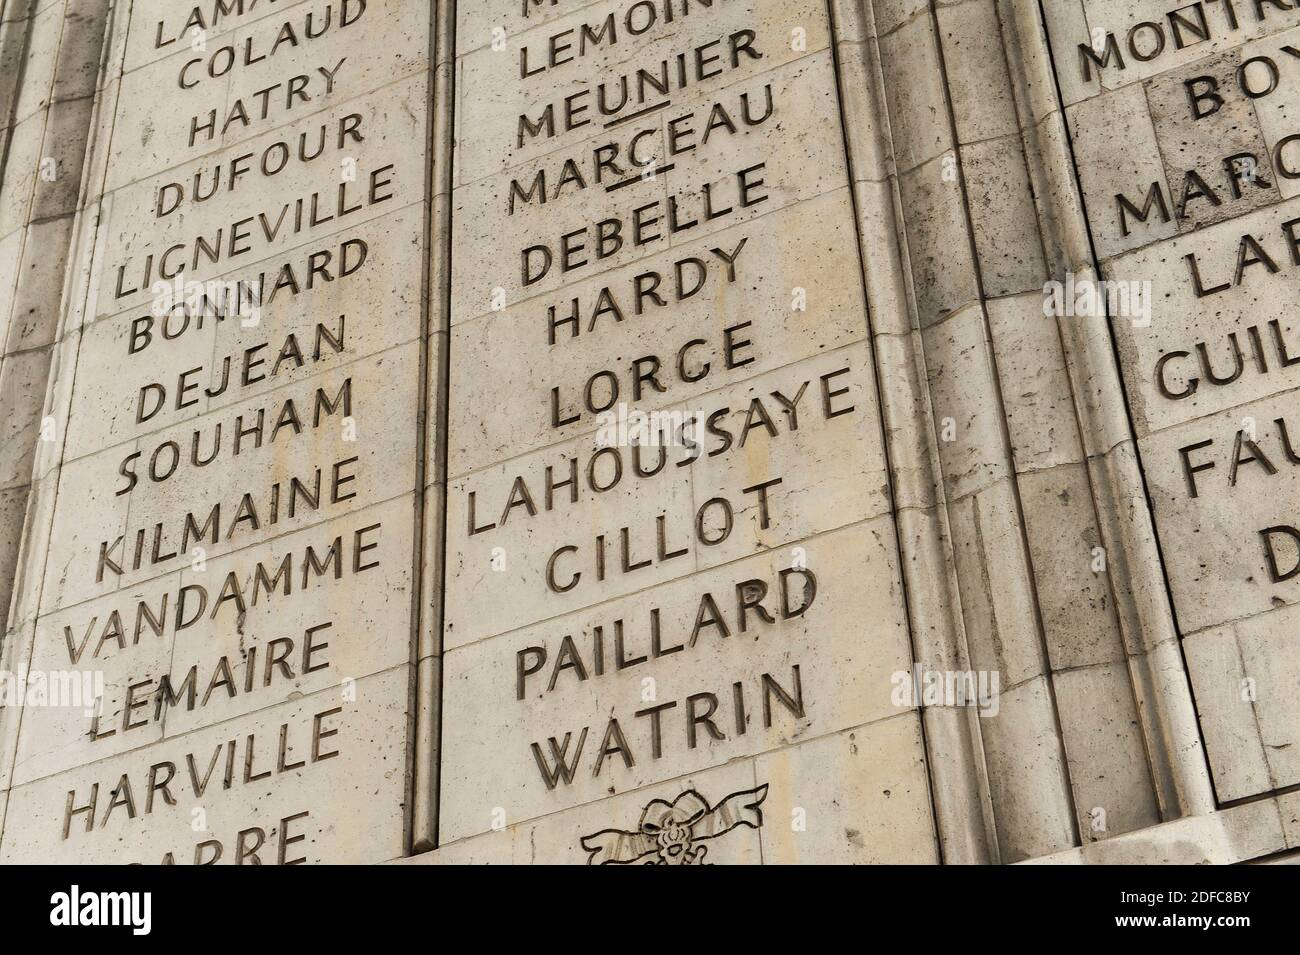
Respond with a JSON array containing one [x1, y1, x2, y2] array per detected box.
[[0, 0, 108, 651]]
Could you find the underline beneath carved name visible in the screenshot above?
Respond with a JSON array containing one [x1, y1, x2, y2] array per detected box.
[[604, 99, 672, 129], [605, 163, 676, 192]]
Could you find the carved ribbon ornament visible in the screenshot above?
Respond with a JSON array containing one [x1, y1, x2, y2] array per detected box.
[[581, 784, 769, 865]]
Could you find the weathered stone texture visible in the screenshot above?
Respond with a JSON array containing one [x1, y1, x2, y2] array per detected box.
[[0, 0, 1292, 866]]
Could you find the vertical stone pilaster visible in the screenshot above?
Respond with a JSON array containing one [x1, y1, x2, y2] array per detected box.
[[830, 0, 994, 864], [1003, 0, 1215, 826], [935, 0, 1172, 843], [870, 0, 1079, 861], [0, 0, 107, 648]]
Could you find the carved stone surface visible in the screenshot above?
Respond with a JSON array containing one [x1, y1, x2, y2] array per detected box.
[[0, 0, 428, 865], [1048, 0, 1300, 805], [0, 0, 1296, 865]]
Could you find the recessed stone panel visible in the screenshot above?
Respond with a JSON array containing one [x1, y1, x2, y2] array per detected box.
[[445, 344, 892, 644], [427, 756, 766, 864], [1069, 49, 1300, 258], [440, 0, 932, 858], [755, 716, 937, 865], [1183, 610, 1299, 801], [1109, 197, 1300, 437], [1138, 388, 1300, 635], [0, 667, 411, 865], [1145, 50, 1282, 232], [69, 204, 424, 460], [1049, 0, 1300, 100], [451, 50, 849, 317], [96, 73, 427, 321], [454, 0, 832, 182], [441, 518, 910, 841], [1245, 23, 1300, 202], [0, 0, 428, 866], [123, 0, 318, 74], [449, 188, 867, 474], [429, 714, 935, 864], [41, 344, 420, 615], [105, 0, 426, 191], [12, 495, 416, 786]]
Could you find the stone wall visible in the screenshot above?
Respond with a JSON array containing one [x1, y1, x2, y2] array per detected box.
[[0, 0, 1296, 865]]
